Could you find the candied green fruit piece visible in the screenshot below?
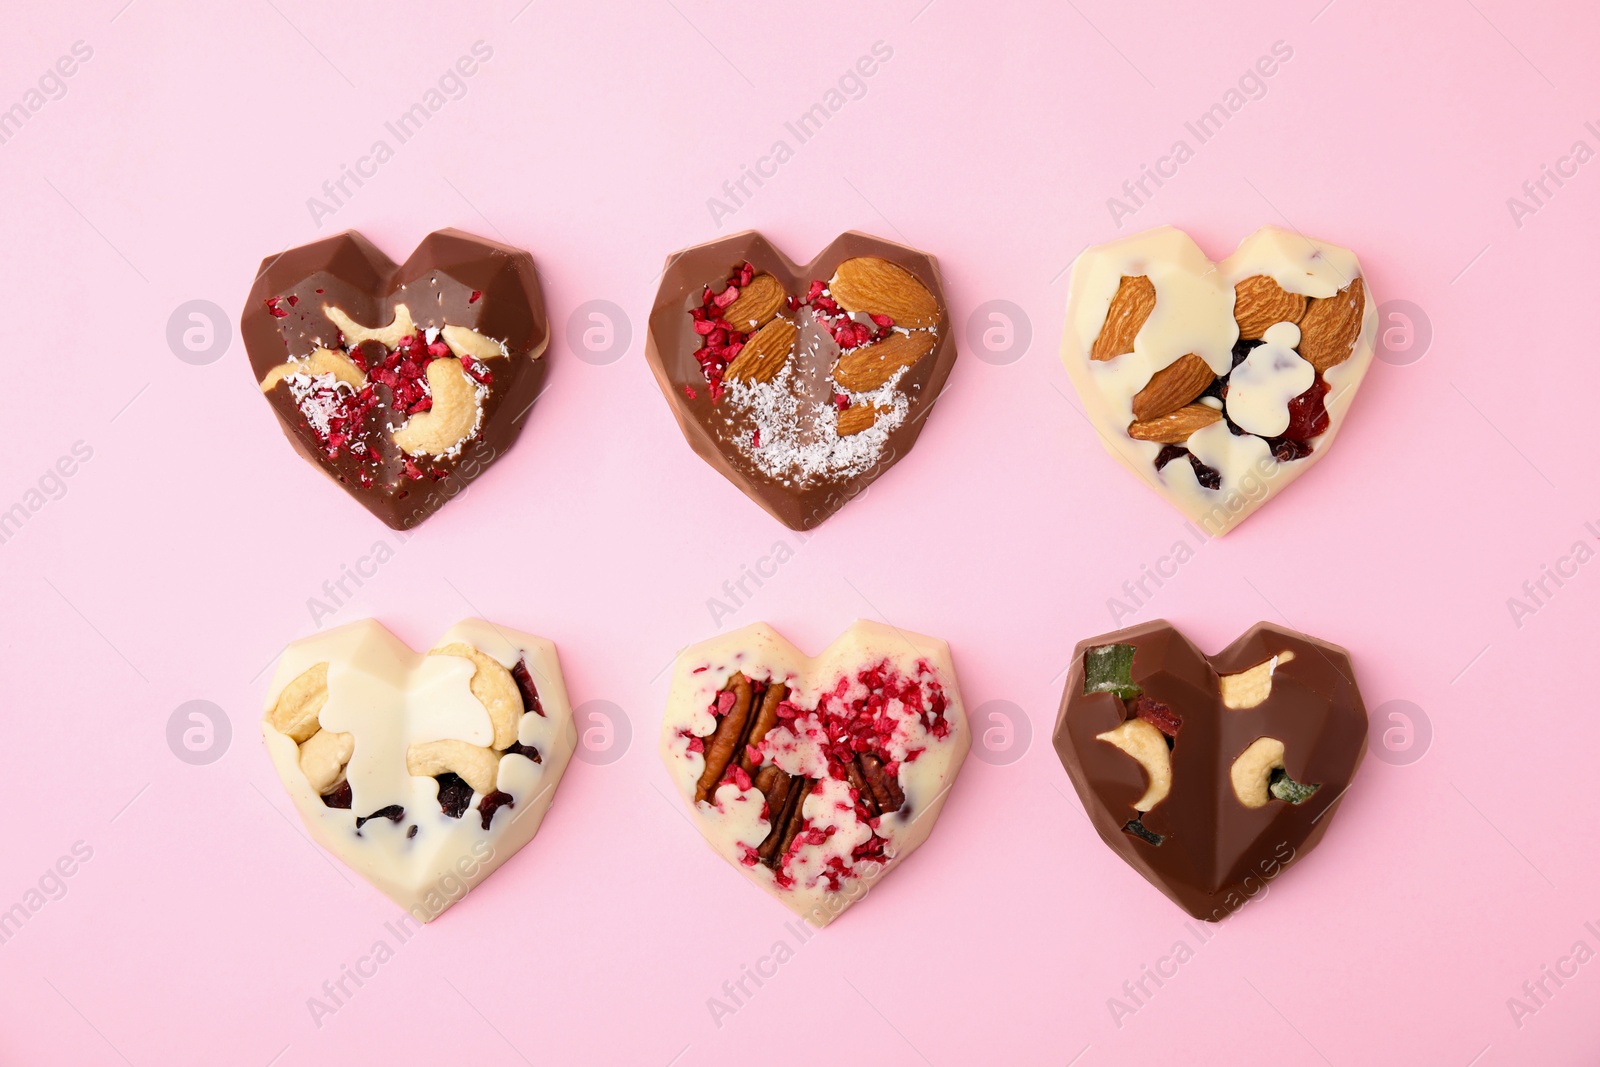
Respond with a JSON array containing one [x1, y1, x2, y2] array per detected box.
[[1084, 643, 1140, 698], [1269, 767, 1321, 805]]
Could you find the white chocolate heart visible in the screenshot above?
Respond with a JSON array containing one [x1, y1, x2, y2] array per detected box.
[[262, 619, 577, 921], [660, 620, 970, 927], [1062, 225, 1376, 536]]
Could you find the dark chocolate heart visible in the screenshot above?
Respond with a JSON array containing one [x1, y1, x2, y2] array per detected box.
[[645, 231, 957, 530], [242, 229, 549, 530], [1053, 620, 1367, 921]]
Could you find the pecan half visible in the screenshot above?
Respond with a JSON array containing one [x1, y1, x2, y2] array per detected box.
[[694, 674, 755, 802]]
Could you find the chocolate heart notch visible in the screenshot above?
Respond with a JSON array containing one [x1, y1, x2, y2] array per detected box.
[[646, 231, 957, 530], [1053, 620, 1367, 921], [243, 229, 549, 530]]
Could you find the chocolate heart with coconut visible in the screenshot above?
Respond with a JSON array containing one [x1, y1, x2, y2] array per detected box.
[[1053, 620, 1367, 921], [646, 231, 957, 530], [661, 620, 970, 926], [243, 229, 549, 530], [1062, 226, 1375, 536], [262, 619, 576, 921]]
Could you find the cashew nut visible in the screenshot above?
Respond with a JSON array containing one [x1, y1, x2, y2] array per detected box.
[[1220, 650, 1295, 710], [298, 729, 354, 794], [268, 663, 329, 743], [407, 739, 499, 795], [1096, 719, 1171, 811], [441, 324, 507, 363], [323, 302, 417, 349], [429, 643, 521, 749], [259, 348, 365, 393], [391, 358, 478, 456], [1230, 737, 1286, 808]]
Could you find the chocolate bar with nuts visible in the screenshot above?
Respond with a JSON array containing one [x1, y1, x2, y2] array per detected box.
[[661, 620, 970, 926], [242, 228, 549, 530], [645, 231, 957, 531], [261, 619, 577, 921], [1053, 620, 1367, 921]]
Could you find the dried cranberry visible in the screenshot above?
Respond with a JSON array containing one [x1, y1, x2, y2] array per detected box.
[[1270, 437, 1314, 462], [478, 791, 514, 830], [435, 773, 474, 819], [355, 804, 404, 830], [511, 658, 544, 716], [1133, 694, 1182, 737], [1189, 454, 1221, 490], [321, 782, 353, 809], [505, 741, 542, 764], [1283, 377, 1330, 441], [1154, 444, 1188, 471]]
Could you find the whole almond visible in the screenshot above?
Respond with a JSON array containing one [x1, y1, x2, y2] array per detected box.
[[722, 274, 786, 331], [1091, 275, 1156, 361], [836, 403, 884, 436], [1233, 275, 1307, 340], [1131, 354, 1216, 421], [725, 319, 797, 384], [1297, 277, 1365, 373], [829, 258, 939, 328], [1127, 403, 1223, 444], [832, 330, 937, 392]]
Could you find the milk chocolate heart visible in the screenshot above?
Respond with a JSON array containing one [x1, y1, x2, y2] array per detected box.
[[661, 620, 970, 926], [646, 231, 957, 530], [243, 229, 549, 530], [1053, 620, 1367, 921], [1061, 226, 1375, 536], [262, 618, 576, 921]]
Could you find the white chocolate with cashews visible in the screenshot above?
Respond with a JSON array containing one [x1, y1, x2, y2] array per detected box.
[[261, 618, 576, 921]]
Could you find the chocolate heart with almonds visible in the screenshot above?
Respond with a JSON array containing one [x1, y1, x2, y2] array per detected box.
[[646, 231, 957, 530], [1062, 226, 1376, 536], [262, 619, 576, 921], [661, 620, 970, 926], [243, 229, 549, 530], [1053, 620, 1367, 921]]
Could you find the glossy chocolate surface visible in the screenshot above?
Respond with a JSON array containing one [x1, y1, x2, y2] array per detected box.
[[242, 228, 548, 530], [1054, 620, 1367, 921], [645, 230, 957, 531]]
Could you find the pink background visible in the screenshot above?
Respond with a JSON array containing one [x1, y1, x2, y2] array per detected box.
[[3, 0, 1598, 1063]]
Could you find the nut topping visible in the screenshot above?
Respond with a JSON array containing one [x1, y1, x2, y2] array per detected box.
[[832, 330, 937, 392], [721, 273, 786, 330], [1096, 719, 1172, 811], [724, 318, 797, 384], [1219, 650, 1295, 710], [299, 729, 354, 794], [1091, 275, 1156, 361], [1298, 277, 1366, 373], [391, 358, 478, 456], [1130, 353, 1216, 422], [1232, 275, 1307, 340], [1230, 737, 1285, 807], [829, 257, 939, 328], [1127, 403, 1224, 444], [407, 739, 500, 795], [836, 402, 885, 436], [268, 663, 329, 743], [429, 643, 522, 749]]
